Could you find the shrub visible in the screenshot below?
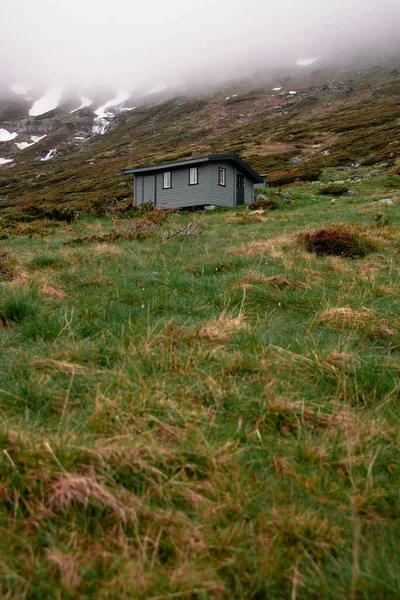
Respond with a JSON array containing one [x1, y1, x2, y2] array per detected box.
[[248, 198, 279, 211], [140, 201, 155, 213], [319, 184, 349, 196], [298, 228, 378, 258], [23, 203, 78, 222]]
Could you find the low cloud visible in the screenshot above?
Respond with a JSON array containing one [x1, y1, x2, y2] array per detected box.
[[1, 0, 399, 92]]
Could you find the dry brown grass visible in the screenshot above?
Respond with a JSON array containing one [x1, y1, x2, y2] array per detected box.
[[232, 234, 296, 265], [238, 274, 309, 290], [31, 358, 87, 374], [8, 270, 30, 287], [47, 552, 82, 590], [47, 472, 138, 525], [40, 285, 67, 298], [314, 307, 395, 338], [92, 243, 122, 254], [197, 311, 248, 342]]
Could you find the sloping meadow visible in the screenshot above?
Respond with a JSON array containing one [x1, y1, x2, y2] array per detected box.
[[0, 181, 399, 599]]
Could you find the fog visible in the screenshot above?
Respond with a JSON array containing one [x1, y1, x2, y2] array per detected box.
[[1, 0, 400, 92]]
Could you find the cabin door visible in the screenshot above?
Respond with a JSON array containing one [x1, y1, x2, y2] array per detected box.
[[143, 176, 156, 206], [236, 174, 245, 205]]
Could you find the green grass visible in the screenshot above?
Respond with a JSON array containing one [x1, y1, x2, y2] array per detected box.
[[0, 175, 399, 599]]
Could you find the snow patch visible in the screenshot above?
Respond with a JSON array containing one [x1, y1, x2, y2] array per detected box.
[[41, 149, 57, 161], [15, 142, 32, 150], [119, 106, 137, 112], [29, 89, 62, 116], [74, 136, 85, 140], [296, 57, 322, 67], [272, 87, 282, 91], [94, 90, 130, 118], [289, 91, 297, 95], [10, 84, 31, 96], [70, 96, 93, 113], [31, 135, 46, 144], [0, 129, 18, 142], [15, 135, 47, 150], [0, 158, 14, 166], [225, 97, 231, 100]]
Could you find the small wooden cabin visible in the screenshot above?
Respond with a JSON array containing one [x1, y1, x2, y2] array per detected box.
[[122, 154, 265, 209]]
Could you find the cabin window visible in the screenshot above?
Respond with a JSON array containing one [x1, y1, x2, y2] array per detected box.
[[163, 171, 172, 189], [218, 167, 226, 186], [189, 167, 198, 185]]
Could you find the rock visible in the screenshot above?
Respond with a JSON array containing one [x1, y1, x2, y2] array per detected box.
[[277, 192, 290, 200], [369, 169, 380, 177], [372, 198, 396, 206], [336, 166, 345, 171], [290, 156, 303, 164], [35, 172, 46, 179], [205, 205, 216, 210], [335, 180, 346, 185], [256, 194, 269, 201], [345, 190, 357, 196], [322, 150, 330, 156]]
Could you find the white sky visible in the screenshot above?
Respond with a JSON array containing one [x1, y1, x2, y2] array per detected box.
[[1, 0, 399, 90]]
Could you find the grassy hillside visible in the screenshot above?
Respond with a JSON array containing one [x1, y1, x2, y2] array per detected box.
[[0, 170, 399, 597]]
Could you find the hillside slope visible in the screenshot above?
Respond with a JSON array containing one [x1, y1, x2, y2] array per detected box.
[[0, 61, 399, 215]]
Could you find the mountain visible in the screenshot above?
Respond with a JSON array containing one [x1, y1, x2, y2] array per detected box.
[[1, 58, 399, 215]]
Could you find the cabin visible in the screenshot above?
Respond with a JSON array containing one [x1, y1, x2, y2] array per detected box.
[[122, 154, 265, 210]]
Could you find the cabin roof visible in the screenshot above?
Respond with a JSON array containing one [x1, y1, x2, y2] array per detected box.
[[122, 154, 265, 183]]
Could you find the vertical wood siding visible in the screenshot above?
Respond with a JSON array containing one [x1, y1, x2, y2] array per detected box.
[[134, 175, 143, 205], [134, 161, 257, 208], [209, 162, 236, 207], [155, 164, 207, 209]]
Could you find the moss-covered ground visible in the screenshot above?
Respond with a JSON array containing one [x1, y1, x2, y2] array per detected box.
[[0, 173, 399, 598]]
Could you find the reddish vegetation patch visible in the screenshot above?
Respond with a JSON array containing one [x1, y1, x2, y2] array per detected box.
[[298, 228, 378, 258]]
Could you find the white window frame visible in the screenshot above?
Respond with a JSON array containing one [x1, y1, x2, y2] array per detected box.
[[218, 167, 226, 186], [189, 167, 198, 185], [163, 171, 172, 189]]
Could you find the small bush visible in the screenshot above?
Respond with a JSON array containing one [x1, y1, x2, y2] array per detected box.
[[140, 201, 155, 213], [23, 203, 78, 222], [65, 209, 172, 245], [374, 213, 391, 228], [319, 184, 349, 196], [299, 228, 378, 258], [248, 198, 279, 211]]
